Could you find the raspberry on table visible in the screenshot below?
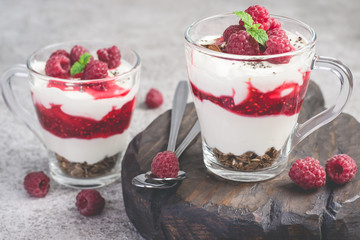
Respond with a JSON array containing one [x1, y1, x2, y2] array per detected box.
[[223, 25, 245, 43], [81, 60, 108, 80], [240, 5, 270, 31], [76, 189, 105, 216], [264, 35, 295, 63], [225, 30, 260, 55], [70, 45, 92, 65], [24, 171, 50, 198], [145, 88, 163, 109], [325, 154, 357, 184], [45, 55, 71, 79], [288, 157, 326, 190], [50, 49, 70, 58], [151, 151, 179, 178], [97, 45, 121, 69]]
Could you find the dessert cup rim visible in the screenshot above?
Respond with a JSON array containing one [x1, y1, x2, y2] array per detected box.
[[26, 40, 141, 83], [184, 13, 317, 60]]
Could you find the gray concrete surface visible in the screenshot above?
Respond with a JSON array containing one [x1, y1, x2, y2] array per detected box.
[[0, 0, 359, 239]]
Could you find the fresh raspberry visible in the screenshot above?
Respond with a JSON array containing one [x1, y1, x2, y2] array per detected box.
[[76, 189, 105, 216], [223, 25, 245, 43], [97, 45, 121, 69], [325, 154, 357, 184], [45, 55, 71, 79], [70, 45, 91, 65], [145, 88, 163, 109], [289, 157, 326, 190], [81, 60, 108, 80], [225, 30, 260, 55], [151, 151, 179, 178], [268, 17, 282, 30], [50, 49, 70, 58], [267, 28, 287, 38], [24, 171, 50, 198], [240, 5, 270, 31], [264, 35, 295, 64]]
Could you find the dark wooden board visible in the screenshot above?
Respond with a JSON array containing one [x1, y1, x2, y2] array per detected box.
[[121, 81, 360, 240]]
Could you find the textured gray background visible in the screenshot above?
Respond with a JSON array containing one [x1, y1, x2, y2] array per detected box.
[[0, 0, 359, 239]]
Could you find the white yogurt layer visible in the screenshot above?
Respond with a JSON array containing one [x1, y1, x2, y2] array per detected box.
[[44, 129, 129, 164], [31, 60, 139, 164], [193, 98, 298, 155], [187, 31, 313, 155]]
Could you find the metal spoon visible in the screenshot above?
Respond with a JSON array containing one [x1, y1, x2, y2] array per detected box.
[[132, 81, 188, 188], [131, 80, 187, 188], [132, 120, 200, 188]]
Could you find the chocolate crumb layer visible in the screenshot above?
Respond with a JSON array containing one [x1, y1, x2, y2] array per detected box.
[[57, 154, 118, 178], [213, 147, 280, 171]]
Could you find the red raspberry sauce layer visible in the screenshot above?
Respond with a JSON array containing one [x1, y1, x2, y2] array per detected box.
[[190, 71, 310, 116], [34, 80, 135, 139], [35, 98, 135, 139]]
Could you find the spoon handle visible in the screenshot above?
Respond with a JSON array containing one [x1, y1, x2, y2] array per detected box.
[[167, 81, 189, 152], [175, 120, 200, 158]]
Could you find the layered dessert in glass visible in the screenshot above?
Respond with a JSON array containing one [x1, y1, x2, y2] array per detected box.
[[28, 41, 140, 186], [185, 5, 315, 180]]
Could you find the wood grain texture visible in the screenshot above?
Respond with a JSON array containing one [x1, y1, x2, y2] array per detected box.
[[121, 81, 360, 240]]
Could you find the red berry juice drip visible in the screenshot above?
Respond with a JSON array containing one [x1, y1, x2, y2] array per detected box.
[[190, 71, 310, 117], [34, 80, 135, 139]]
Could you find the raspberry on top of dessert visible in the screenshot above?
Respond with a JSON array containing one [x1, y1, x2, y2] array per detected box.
[[45, 45, 121, 80], [204, 5, 295, 64]]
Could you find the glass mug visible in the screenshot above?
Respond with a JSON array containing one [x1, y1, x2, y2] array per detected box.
[[1, 41, 141, 188], [184, 13, 353, 182]]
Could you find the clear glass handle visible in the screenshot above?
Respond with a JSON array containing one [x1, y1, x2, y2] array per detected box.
[[1, 64, 45, 144], [291, 56, 353, 149]]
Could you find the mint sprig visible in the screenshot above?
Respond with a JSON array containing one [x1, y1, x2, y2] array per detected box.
[[70, 52, 92, 76], [234, 11, 268, 46]]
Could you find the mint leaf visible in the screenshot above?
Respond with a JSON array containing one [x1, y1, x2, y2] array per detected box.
[[233, 11, 268, 46], [79, 52, 92, 65], [247, 28, 268, 46], [233, 11, 253, 27], [252, 23, 261, 29], [70, 52, 92, 76], [70, 62, 83, 76]]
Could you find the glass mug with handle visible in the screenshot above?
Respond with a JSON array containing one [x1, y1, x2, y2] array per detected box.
[[1, 41, 141, 188], [184, 13, 353, 182]]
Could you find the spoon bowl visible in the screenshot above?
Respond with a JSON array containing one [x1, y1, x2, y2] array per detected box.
[[145, 170, 187, 181], [132, 174, 177, 189], [132, 120, 200, 188]]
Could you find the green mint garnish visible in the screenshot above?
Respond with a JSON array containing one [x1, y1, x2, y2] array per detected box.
[[234, 11, 268, 46], [234, 11, 254, 27], [247, 25, 268, 46], [70, 52, 92, 76]]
